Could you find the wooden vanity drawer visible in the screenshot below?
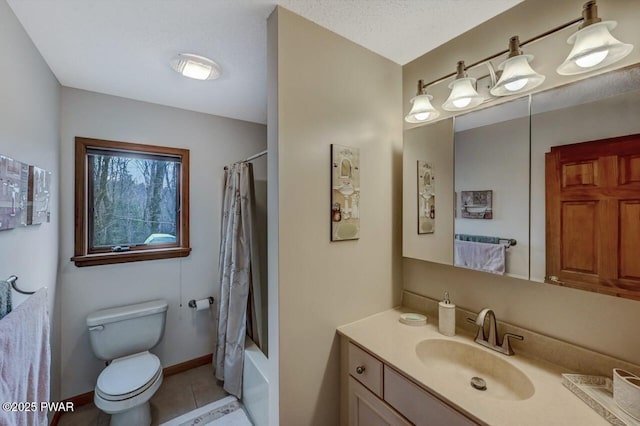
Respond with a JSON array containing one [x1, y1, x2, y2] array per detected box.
[[348, 342, 383, 397], [384, 366, 477, 426]]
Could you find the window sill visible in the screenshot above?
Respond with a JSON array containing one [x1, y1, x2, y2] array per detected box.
[[71, 247, 192, 267]]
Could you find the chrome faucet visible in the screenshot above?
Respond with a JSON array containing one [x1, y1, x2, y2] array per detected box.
[[466, 308, 523, 356]]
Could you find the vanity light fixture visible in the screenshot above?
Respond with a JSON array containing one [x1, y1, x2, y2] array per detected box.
[[490, 36, 545, 97], [406, 1, 633, 122], [442, 61, 484, 111], [170, 53, 222, 81], [557, 1, 633, 75], [405, 80, 440, 123]]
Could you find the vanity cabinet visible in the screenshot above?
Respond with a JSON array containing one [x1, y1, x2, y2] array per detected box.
[[346, 342, 478, 426], [349, 377, 411, 426]]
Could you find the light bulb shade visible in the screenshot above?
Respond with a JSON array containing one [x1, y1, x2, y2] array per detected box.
[[442, 77, 484, 111], [170, 53, 222, 80], [490, 55, 545, 97], [557, 21, 633, 75], [405, 94, 440, 123]]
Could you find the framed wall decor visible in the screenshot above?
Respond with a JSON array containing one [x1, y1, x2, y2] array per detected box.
[[461, 190, 493, 219], [25, 165, 52, 225], [0, 155, 28, 231], [417, 160, 435, 234], [331, 144, 360, 241]]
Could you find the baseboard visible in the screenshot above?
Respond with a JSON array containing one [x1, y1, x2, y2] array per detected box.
[[50, 353, 213, 426], [49, 390, 94, 426], [163, 353, 213, 377], [50, 411, 62, 426]]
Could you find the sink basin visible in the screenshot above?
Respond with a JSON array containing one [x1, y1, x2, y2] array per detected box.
[[415, 339, 535, 401]]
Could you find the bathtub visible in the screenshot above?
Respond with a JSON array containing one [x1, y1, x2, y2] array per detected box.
[[242, 337, 269, 426]]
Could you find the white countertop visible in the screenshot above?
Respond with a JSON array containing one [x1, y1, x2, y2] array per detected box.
[[337, 308, 609, 426]]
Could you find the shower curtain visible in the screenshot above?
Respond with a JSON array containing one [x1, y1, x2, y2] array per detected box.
[[215, 162, 263, 398]]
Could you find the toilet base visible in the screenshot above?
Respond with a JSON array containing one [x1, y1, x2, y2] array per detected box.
[[109, 401, 151, 426]]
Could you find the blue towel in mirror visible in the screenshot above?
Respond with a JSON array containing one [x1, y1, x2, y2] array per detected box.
[[455, 234, 501, 245], [0, 280, 12, 320]]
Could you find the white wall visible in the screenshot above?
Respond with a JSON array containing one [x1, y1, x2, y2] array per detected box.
[[58, 88, 266, 398], [0, 0, 61, 405], [270, 7, 403, 425]]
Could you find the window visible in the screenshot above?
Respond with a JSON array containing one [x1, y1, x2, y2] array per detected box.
[[73, 137, 190, 267]]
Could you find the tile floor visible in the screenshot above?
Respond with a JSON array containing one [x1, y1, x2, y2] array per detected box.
[[58, 363, 228, 426]]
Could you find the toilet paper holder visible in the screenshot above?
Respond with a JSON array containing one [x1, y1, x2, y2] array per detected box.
[[188, 297, 214, 309]]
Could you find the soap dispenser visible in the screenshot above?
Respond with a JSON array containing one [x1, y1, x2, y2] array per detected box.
[[439, 291, 456, 336]]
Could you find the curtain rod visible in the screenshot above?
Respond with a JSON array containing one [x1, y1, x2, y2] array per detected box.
[[224, 150, 268, 170], [420, 17, 584, 89], [245, 150, 267, 162]]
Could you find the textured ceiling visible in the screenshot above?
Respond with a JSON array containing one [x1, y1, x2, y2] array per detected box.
[[7, 0, 522, 124]]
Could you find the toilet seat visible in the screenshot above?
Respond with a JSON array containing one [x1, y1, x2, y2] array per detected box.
[[96, 352, 161, 401]]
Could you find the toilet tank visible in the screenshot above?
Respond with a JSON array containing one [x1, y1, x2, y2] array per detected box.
[[87, 299, 168, 361]]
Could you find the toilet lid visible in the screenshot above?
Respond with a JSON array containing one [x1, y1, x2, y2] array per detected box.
[[97, 352, 161, 397]]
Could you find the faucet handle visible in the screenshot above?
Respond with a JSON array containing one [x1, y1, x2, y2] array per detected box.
[[501, 333, 524, 355]]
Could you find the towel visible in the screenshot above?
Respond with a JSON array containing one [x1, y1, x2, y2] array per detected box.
[[454, 240, 505, 275], [455, 234, 501, 244], [0, 288, 50, 426], [0, 280, 11, 320]]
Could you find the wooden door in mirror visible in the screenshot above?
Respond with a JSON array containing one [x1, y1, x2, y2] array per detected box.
[[546, 133, 640, 300]]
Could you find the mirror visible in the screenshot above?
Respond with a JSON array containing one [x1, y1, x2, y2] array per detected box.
[[453, 97, 530, 279], [403, 119, 454, 265], [530, 66, 640, 299], [403, 64, 640, 299]]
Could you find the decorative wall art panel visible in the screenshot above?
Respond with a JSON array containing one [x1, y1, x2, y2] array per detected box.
[[461, 190, 493, 219], [417, 161, 435, 234], [25, 166, 52, 225], [331, 144, 360, 241], [0, 155, 27, 231]]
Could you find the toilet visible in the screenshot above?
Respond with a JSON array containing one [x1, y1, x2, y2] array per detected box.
[[86, 299, 169, 426]]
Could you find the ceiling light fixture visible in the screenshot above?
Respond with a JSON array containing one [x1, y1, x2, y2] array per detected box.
[[490, 36, 545, 97], [442, 61, 484, 111], [557, 1, 633, 75], [170, 53, 222, 81], [405, 80, 440, 123]]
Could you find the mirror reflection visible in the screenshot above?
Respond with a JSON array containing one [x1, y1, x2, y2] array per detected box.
[[530, 66, 640, 300], [453, 97, 530, 279]]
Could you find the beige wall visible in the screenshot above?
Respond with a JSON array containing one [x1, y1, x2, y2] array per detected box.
[[266, 9, 280, 426], [0, 0, 61, 407], [403, 0, 640, 129], [403, 0, 640, 365], [403, 259, 640, 364], [270, 7, 403, 425], [58, 88, 266, 398]]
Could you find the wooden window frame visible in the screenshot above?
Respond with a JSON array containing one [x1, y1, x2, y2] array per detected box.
[[72, 137, 191, 267]]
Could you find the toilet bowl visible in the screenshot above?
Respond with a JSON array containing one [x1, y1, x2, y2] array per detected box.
[[87, 300, 169, 426], [94, 352, 163, 426]]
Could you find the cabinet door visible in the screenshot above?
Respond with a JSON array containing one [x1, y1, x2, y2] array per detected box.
[[349, 377, 411, 426], [384, 366, 478, 426]]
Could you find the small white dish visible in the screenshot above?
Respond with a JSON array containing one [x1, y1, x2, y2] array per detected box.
[[399, 313, 427, 326], [613, 368, 640, 421]]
